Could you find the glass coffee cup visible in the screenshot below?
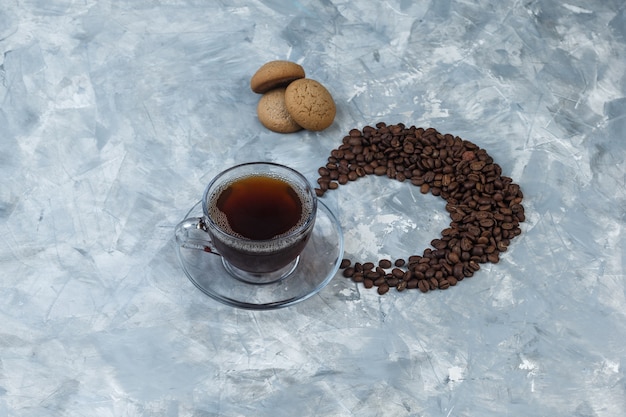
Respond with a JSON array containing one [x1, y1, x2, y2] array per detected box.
[[175, 162, 317, 284]]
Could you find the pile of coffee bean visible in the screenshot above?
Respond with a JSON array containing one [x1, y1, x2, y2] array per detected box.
[[316, 123, 525, 295]]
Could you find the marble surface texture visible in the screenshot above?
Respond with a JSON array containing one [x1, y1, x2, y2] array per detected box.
[[1, 0, 625, 416]]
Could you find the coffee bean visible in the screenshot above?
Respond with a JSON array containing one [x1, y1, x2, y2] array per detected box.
[[429, 278, 439, 290], [324, 124, 524, 295], [487, 252, 500, 263], [349, 128, 361, 137], [469, 260, 480, 271], [425, 267, 435, 279], [342, 267, 355, 278], [501, 222, 515, 230], [447, 251, 460, 264], [460, 237, 473, 252], [471, 246, 484, 257], [343, 151, 355, 161], [374, 166, 387, 176], [366, 271, 381, 279], [362, 262, 375, 271], [331, 149, 344, 159], [387, 277, 399, 287], [479, 218, 495, 228], [470, 161, 486, 171], [450, 211, 464, 222], [409, 255, 423, 264], [379, 259, 392, 269], [352, 272, 364, 283], [431, 239, 447, 250], [378, 283, 390, 295], [391, 268, 405, 279]]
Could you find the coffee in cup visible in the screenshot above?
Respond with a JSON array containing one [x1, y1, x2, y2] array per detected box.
[[176, 162, 317, 284]]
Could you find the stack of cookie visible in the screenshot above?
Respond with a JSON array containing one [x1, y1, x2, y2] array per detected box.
[[251, 60, 336, 133]]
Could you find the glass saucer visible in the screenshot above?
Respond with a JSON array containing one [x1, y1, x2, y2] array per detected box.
[[176, 199, 344, 310]]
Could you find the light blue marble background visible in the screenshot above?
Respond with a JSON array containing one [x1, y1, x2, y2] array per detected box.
[[1, 0, 625, 416]]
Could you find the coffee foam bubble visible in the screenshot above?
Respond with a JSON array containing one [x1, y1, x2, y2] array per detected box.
[[207, 173, 314, 252]]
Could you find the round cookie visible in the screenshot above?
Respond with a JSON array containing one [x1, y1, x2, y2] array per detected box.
[[284, 79, 336, 131], [257, 87, 303, 133], [250, 60, 305, 94]]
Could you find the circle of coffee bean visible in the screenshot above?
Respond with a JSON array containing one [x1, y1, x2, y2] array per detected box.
[[316, 123, 525, 295]]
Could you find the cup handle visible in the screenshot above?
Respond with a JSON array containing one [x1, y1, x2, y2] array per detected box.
[[175, 217, 221, 256]]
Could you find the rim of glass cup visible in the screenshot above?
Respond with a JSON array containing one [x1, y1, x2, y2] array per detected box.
[[201, 162, 318, 243]]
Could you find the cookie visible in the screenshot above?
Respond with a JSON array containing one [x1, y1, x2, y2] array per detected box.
[[256, 87, 303, 133], [284, 78, 336, 131], [250, 60, 305, 94]]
